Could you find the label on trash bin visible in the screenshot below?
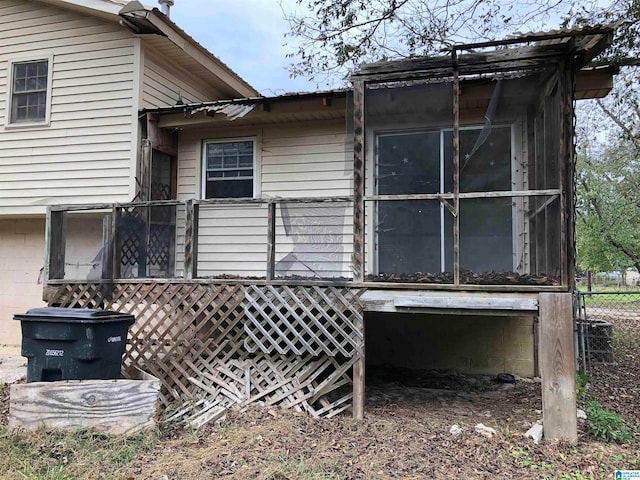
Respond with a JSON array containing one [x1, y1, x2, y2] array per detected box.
[[107, 336, 122, 343], [45, 349, 64, 357]]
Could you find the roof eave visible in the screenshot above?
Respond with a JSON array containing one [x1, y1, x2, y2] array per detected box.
[[119, 5, 258, 98]]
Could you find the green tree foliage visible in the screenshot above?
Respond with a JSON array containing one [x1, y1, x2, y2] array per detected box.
[[577, 67, 640, 274]]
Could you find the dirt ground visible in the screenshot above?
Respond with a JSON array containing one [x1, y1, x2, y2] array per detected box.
[[1, 311, 638, 480]]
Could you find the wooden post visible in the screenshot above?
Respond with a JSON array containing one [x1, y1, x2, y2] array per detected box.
[[100, 214, 114, 302], [184, 200, 198, 280], [139, 139, 152, 202], [46, 209, 66, 281], [352, 312, 365, 419], [538, 292, 577, 443], [266, 201, 276, 281], [452, 51, 460, 286], [352, 81, 365, 283]]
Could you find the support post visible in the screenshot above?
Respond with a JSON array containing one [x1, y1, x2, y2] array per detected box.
[[100, 214, 114, 303], [266, 201, 276, 281], [46, 209, 66, 281], [352, 81, 365, 283], [184, 200, 198, 280], [352, 311, 365, 419], [452, 50, 460, 286], [538, 292, 577, 443]]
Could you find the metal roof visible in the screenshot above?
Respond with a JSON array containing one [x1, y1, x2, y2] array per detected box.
[[352, 26, 615, 83], [142, 89, 349, 115]]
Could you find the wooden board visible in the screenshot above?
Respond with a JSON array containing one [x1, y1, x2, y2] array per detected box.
[[361, 290, 539, 314], [9, 376, 160, 435], [538, 292, 577, 443]]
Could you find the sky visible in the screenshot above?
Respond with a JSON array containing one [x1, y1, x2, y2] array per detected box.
[[169, 0, 317, 96]]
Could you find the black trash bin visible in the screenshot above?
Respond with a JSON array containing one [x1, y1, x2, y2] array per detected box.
[[14, 307, 135, 382]]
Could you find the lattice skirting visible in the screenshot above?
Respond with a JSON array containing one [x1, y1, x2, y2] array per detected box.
[[47, 283, 364, 418]]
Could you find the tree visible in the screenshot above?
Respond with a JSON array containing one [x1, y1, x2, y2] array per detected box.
[[576, 66, 640, 274], [284, 0, 629, 83]]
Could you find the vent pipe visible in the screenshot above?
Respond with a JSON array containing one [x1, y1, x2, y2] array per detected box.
[[158, 0, 174, 17]]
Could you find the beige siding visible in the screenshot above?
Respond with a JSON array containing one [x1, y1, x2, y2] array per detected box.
[[142, 49, 218, 109], [0, 0, 137, 214], [174, 120, 353, 277], [0, 218, 47, 346]]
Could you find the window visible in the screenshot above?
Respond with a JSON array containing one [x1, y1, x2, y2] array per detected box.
[[376, 125, 514, 275], [8, 59, 51, 125], [203, 139, 255, 198]]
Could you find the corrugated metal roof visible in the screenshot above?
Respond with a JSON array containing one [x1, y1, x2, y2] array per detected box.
[[142, 88, 349, 115]]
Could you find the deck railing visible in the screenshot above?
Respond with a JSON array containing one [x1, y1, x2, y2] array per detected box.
[[45, 196, 354, 285]]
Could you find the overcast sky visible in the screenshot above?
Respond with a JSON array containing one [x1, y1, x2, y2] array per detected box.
[[169, 0, 316, 96]]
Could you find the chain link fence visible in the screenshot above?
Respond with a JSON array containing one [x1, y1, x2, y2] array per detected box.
[[576, 290, 640, 371]]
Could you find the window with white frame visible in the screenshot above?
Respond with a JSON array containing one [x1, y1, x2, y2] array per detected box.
[[8, 59, 51, 125], [203, 139, 255, 198]]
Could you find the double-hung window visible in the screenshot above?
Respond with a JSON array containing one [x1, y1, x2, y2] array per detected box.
[[8, 59, 51, 125], [203, 139, 255, 198]]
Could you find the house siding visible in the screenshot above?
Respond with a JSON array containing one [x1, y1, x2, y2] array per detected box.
[[141, 49, 218, 109], [174, 120, 353, 277], [0, 218, 47, 346], [0, 0, 137, 214]]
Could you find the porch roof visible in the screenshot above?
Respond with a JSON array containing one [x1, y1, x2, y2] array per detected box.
[[351, 25, 615, 83]]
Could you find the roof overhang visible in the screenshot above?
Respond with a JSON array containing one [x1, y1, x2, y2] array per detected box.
[[36, 0, 258, 99], [351, 26, 616, 84], [118, 1, 258, 98], [35, 0, 126, 20], [149, 90, 349, 129]]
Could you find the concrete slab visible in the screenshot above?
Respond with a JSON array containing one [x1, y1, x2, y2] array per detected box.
[[0, 351, 26, 384]]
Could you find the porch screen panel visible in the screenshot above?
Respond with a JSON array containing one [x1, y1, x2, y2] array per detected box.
[[196, 203, 268, 278], [62, 211, 113, 281], [274, 201, 353, 280], [365, 81, 453, 278], [445, 126, 514, 274], [377, 133, 442, 274]]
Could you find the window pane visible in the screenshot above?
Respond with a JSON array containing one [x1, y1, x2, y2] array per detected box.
[[222, 156, 239, 169], [207, 144, 223, 156], [13, 78, 26, 92], [207, 157, 222, 169], [444, 126, 512, 193], [26, 63, 37, 77], [36, 76, 48, 90], [10, 60, 48, 123], [14, 63, 27, 78], [238, 154, 252, 167], [377, 132, 441, 195], [206, 178, 252, 198], [204, 140, 254, 198]]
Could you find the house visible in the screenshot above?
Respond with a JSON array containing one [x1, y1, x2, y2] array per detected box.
[[0, 0, 257, 345], [2, 0, 615, 442]]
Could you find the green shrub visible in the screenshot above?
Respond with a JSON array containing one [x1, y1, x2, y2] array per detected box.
[[575, 369, 589, 400], [585, 400, 633, 443]]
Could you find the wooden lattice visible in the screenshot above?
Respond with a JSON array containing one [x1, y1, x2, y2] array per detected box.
[[47, 282, 364, 418], [244, 285, 362, 356]]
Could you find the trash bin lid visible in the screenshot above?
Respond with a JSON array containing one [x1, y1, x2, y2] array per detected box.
[[14, 307, 135, 324]]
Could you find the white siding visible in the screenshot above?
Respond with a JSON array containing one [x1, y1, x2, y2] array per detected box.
[[142, 49, 218, 108], [0, 0, 137, 214], [174, 120, 353, 277]]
